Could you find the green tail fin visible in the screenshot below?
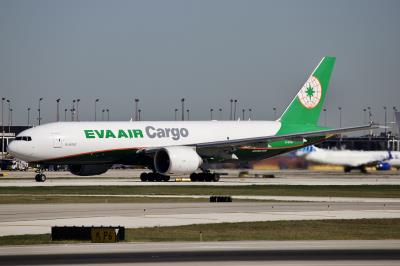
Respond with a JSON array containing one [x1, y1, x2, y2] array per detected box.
[[278, 56, 336, 126]]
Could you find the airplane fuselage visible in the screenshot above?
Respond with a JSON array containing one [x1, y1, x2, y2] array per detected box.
[[9, 120, 283, 164]]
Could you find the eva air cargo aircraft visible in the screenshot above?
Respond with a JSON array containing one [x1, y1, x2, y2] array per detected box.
[[8, 57, 376, 182]]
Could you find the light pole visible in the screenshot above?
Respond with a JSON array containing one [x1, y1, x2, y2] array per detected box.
[[363, 108, 367, 124], [186, 109, 189, 121], [56, 98, 60, 122], [383, 106, 387, 136], [242, 109, 245, 120], [64, 109, 67, 121], [219, 108, 222, 120], [106, 109, 110, 121], [9, 109, 12, 129], [38, 98, 43, 125], [76, 99, 80, 121], [7, 100, 10, 132], [102, 109, 105, 121], [27, 107, 30, 127], [8, 107, 12, 132], [1, 97, 5, 155], [138, 109, 141, 121], [230, 99, 233, 120], [338, 107, 342, 128], [367, 106, 372, 122], [394, 107, 398, 136], [134, 98, 139, 121], [233, 99, 237, 120], [174, 108, 178, 121], [181, 98, 185, 121], [323, 108, 327, 126], [72, 100, 76, 121], [94, 99, 99, 121], [248, 108, 252, 120], [210, 108, 213, 120], [273, 107, 277, 120]]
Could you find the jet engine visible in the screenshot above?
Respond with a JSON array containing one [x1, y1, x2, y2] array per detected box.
[[154, 146, 203, 175], [69, 164, 111, 176]]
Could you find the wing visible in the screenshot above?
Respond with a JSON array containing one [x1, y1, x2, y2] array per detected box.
[[195, 123, 379, 149]]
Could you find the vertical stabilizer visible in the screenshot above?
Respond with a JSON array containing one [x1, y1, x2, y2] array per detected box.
[[279, 57, 336, 126]]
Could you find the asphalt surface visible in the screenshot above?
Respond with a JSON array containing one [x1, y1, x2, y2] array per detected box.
[[1, 202, 399, 236], [0, 240, 399, 265]]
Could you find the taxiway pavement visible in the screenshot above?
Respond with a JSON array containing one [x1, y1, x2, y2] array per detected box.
[[1, 202, 399, 236], [1, 169, 400, 186]]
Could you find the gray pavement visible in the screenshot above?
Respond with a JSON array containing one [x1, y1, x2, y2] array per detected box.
[[0, 240, 399, 265], [1, 169, 400, 186], [1, 202, 399, 236]]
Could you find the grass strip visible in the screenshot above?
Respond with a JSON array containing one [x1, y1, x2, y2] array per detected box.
[[1, 219, 399, 245], [0, 185, 400, 198], [126, 219, 400, 241]]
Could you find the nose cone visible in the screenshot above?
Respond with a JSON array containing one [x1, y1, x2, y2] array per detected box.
[[7, 141, 17, 156], [7, 141, 32, 162]]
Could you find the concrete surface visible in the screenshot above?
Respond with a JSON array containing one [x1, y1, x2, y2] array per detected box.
[[1, 169, 400, 186], [0, 202, 399, 236]]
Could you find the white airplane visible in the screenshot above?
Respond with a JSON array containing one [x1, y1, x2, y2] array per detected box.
[[8, 56, 377, 182], [297, 145, 400, 173]]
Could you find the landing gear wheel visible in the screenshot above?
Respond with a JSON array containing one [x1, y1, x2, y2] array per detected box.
[[212, 173, 220, 182], [162, 175, 170, 182], [35, 174, 46, 182], [190, 173, 199, 182], [190, 173, 220, 182], [205, 174, 213, 182], [140, 172, 170, 182], [140, 172, 148, 182]]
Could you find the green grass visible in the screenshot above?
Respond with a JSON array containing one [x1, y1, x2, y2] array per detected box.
[[127, 219, 400, 241], [0, 234, 52, 246], [0, 185, 400, 198], [1, 219, 399, 245]]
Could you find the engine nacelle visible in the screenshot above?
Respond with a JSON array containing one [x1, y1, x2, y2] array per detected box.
[[154, 146, 203, 175], [69, 164, 111, 176]]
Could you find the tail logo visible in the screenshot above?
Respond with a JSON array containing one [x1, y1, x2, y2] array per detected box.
[[297, 76, 322, 109]]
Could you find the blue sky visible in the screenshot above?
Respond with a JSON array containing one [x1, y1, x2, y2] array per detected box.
[[0, 0, 399, 129]]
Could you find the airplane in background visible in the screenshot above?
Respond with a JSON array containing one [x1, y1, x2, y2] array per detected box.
[[297, 145, 400, 173], [8, 56, 377, 182]]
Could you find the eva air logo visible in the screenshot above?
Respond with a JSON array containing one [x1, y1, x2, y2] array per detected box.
[[297, 76, 322, 109]]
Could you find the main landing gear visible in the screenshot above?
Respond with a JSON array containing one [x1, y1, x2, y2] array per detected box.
[[139, 171, 220, 182], [190, 172, 220, 182], [140, 172, 171, 182], [35, 169, 46, 182]]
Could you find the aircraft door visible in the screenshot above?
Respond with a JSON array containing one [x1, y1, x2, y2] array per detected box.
[[53, 136, 64, 148]]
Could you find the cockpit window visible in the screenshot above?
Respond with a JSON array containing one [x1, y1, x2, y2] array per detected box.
[[15, 136, 32, 141]]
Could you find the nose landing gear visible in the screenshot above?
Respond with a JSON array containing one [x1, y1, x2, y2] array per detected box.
[[35, 168, 46, 182]]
